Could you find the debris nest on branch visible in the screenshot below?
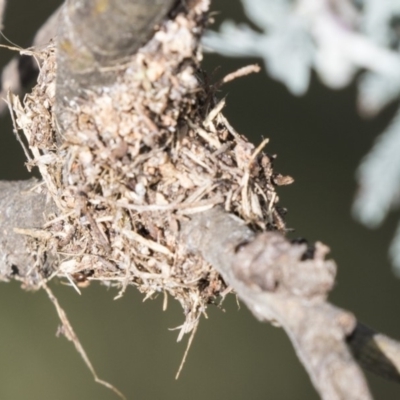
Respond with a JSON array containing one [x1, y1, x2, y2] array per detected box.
[[8, 1, 291, 339]]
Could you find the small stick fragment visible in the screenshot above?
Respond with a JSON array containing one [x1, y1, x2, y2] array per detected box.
[[43, 283, 126, 400], [175, 322, 198, 380], [220, 64, 261, 85]]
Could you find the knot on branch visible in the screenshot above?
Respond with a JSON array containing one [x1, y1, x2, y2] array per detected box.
[[233, 233, 336, 299]]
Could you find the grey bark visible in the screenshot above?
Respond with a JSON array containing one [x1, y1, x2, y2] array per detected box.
[[56, 0, 176, 128], [0, 180, 52, 282], [182, 207, 372, 400], [0, 185, 399, 398], [1, 1, 400, 400]]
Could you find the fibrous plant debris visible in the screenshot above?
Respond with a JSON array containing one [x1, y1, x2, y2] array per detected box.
[[5, 2, 400, 400], [8, 1, 290, 340]]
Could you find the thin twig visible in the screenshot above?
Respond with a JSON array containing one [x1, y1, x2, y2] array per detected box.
[[43, 283, 126, 400]]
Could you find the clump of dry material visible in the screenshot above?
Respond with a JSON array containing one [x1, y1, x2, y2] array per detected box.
[[9, 0, 290, 338]]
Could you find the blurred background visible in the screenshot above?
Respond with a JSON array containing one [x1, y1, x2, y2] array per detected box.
[[1, 1, 400, 399]]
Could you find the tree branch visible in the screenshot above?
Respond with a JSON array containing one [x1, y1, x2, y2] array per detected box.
[[3, 1, 400, 399], [56, 0, 175, 128], [3, 180, 400, 398], [0, 179, 54, 283], [182, 206, 372, 400]]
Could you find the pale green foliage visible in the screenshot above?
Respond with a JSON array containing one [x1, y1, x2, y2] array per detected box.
[[203, 0, 315, 95], [205, 0, 400, 272], [353, 110, 400, 228]]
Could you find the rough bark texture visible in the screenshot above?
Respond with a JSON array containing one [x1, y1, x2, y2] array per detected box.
[[0, 180, 54, 283], [2, 1, 400, 399], [1, 183, 400, 398], [182, 207, 371, 400]]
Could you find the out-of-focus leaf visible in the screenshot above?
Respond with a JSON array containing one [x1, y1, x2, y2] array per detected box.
[[358, 72, 400, 116], [353, 110, 400, 227]]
